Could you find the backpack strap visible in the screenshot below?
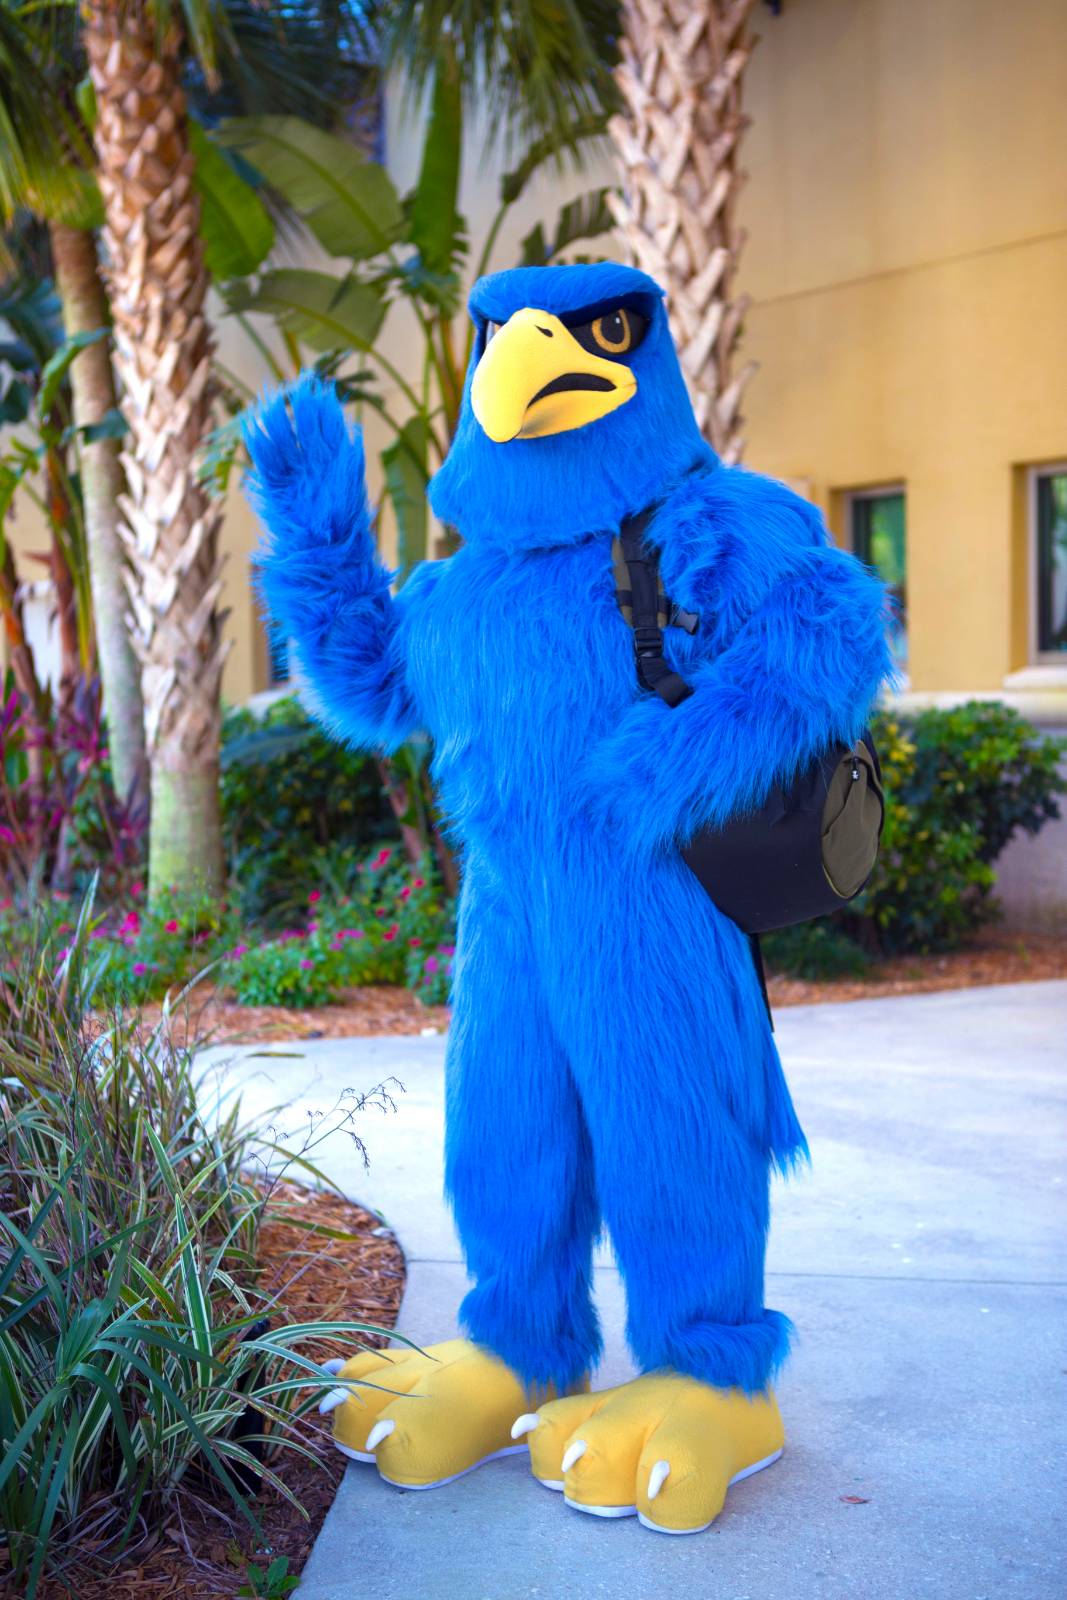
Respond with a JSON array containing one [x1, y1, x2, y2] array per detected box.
[[613, 498, 772, 1028], [614, 506, 698, 708]]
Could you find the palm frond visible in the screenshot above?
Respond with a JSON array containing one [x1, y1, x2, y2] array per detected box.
[[377, 0, 622, 150], [0, 4, 91, 226]]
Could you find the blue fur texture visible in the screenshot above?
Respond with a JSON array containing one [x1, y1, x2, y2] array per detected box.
[[245, 264, 894, 1396]]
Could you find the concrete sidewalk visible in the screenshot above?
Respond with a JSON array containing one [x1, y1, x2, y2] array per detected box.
[[206, 981, 1067, 1600]]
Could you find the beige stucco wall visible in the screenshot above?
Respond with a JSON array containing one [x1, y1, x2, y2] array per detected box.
[[738, 0, 1067, 697]]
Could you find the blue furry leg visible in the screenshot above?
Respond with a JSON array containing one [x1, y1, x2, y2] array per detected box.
[[444, 866, 602, 1393], [536, 842, 801, 1395]]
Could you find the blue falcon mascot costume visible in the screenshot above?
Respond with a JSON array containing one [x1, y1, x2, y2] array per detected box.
[[246, 263, 892, 1535]]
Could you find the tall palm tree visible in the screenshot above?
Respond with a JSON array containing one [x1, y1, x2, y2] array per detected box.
[[0, 4, 147, 805], [608, 0, 758, 463], [84, 1, 226, 894], [3, 1, 375, 889], [80, 0, 374, 898]]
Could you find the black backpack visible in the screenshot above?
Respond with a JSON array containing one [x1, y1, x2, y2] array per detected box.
[[613, 506, 885, 939]]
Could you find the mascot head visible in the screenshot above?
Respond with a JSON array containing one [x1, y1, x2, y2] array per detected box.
[[429, 263, 716, 549]]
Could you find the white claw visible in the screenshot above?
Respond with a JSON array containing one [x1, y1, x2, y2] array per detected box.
[[561, 1440, 587, 1473], [511, 1413, 541, 1440], [647, 1460, 670, 1501], [318, 1386, 350, 1416], [365, 1418, 396, 1451], [322, 1358, 346, 1376]]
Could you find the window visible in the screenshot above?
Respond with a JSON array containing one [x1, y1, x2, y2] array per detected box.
[[1033, 467, 1067, 660], [268, 630, 290, 685], [848, 487, 907, 671]]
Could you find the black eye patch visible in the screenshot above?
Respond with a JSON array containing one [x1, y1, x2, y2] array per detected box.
[[568, 306, 648, 361]]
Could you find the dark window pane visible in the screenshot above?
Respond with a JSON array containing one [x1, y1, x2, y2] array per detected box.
[[851, 490, 907, 669], [1037, 473, 1067, 655], [268, 630, 290, 685]]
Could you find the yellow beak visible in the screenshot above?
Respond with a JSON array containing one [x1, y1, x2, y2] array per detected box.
[[470, 308, 637, 443]]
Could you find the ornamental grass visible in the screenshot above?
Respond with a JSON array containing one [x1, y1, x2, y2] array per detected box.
[[0, 887, 397, 1596]]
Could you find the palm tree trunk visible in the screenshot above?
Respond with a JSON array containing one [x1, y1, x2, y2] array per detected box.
[[608, 0, 759, 463], [0, 542, 49, 862], [48, 221, 146, 806], [84, 2, 227, 899], [43, 440, 79, 722]]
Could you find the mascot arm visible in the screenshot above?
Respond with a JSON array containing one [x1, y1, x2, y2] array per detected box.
[[245, 375, 426, 753], [586, 542, 893, 860]]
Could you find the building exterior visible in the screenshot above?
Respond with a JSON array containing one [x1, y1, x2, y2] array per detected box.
[[226, 0, 1067, 728], [739, 0, 1067, 729], [2, 0, 1065, 916]]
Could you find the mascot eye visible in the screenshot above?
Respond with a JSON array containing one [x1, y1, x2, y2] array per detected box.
[[592, 310, 632, 352], [484, 320, 501, 343], [571, 308, 647, 360]]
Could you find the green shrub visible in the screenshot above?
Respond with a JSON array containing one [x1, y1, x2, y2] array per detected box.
[[90, 883, 243, 1004], [220, 697, 395, 923], [230, 933, 335, 1008], [903, 700, 1066, 862], [0, 894, 396, 1596], [841, 702, 1065, 955], [762, 920, 871, 981], [227, 846, 456, 1008], [762, 702, 1065, 969]]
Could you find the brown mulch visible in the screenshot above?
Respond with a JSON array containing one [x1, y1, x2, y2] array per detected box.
[[132, 983, 451, 1048], [25, 1184, 405, 1600], [132, 932, 1067, 1048], [764, 928, 1067, 1008]]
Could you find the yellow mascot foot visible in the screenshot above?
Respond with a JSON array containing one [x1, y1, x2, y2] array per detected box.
[[318, 1338, 561, 1490], [512, 1372, 784, 1534]]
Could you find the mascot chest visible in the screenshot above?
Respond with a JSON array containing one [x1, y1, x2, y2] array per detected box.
[[407, 539, 636, 752]]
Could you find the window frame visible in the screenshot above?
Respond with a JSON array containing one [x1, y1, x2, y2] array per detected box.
[[1028, 462, 1067, 665], [844, 483, 908, 673], [267, 629, 291, 687], [845, 483, 907, 568]]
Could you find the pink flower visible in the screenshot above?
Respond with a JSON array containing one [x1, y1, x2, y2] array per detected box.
[[409, 937, 421, 948], [344, 928, 364, 940], [440, 945, 455, 957], [131, 882, 144, 898], [371, 848, 393, 870], [308, 889, 322, 904], [0, 897, 12, 911], [398, 886, 412, 902], [133, 962, 148, 976], [120, 910, 139, 933], [413, 877, 426, 889], [164, 919, 179, 934], [424, 956, 439, 975], [382, 924, 398, 943], [58, 922, 72, 934], [299, 958, 314, 970], [375, 907, 386, 919], [230, 944, 249, 959], [193, 930, 211, 944], [307, 921, 319, 932]]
